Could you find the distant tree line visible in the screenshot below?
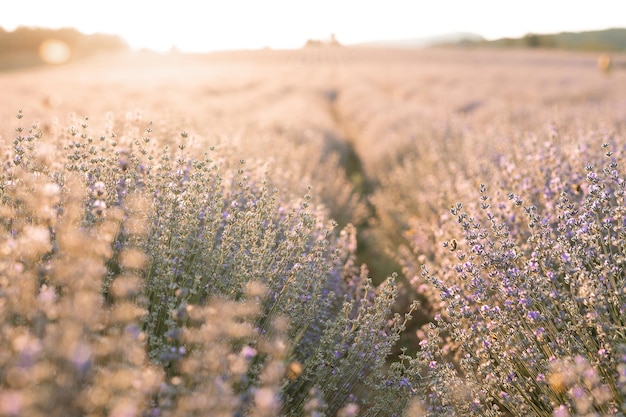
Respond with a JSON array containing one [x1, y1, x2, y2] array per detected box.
[[478, 28, 626, 51], [0, 26, 128, 70]]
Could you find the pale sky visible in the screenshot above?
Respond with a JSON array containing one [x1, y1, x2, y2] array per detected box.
[[2, 1, 625, 52]]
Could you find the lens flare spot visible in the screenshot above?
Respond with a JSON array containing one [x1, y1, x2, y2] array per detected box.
[[597, 53, 612, 74], [38, 39, 71, 64]]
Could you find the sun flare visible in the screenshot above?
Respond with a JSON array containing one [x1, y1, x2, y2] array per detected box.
[[38, 38, 71, 64]]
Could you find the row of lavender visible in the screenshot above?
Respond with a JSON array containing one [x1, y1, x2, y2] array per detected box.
[[0, 110, 421, 417], [333, 54, 626, 415]]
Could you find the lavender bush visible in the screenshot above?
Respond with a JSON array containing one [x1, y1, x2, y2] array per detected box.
[[403, 139, 626, 415], [0, 110, 417, 416]]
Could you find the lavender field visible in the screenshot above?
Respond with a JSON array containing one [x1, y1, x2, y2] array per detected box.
[[0, 47, 625, 416]]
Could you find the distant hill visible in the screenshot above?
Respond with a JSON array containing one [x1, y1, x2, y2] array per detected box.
[[0, 26, 128, 71], [351, 32, 485, 49], [475, 28, 626, 51], [349, 28, 626, 52]]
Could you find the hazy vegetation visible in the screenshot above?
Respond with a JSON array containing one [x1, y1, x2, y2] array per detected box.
[[351, 28, 626, 52], [0, 46, 625, 416], [472, 28, 626, 51], [0, 26, 128, 71]]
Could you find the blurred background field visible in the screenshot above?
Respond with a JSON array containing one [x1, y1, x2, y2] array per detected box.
[[2, 44, 625, 280]]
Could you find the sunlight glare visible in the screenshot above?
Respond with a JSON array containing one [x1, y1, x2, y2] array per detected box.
[[3, 0, 626, 52], [38, 38, 71, 64]]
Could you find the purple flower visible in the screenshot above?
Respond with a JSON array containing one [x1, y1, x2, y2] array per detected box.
[[553, 405, 570, 417], [241, 346, 257, 359], [527, 311, 541, 321], [398, 377, 413, 391]]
